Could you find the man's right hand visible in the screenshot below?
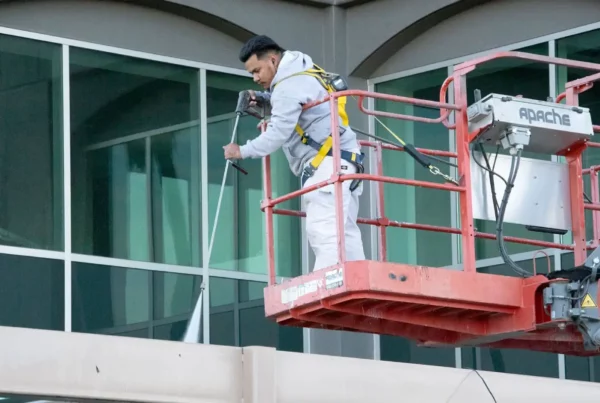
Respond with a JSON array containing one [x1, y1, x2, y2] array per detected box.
[[236, 90, 259, 115], [247, 90, 257, 107]]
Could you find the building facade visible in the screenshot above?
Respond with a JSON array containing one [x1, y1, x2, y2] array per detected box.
[[1, 0, 600, 386]]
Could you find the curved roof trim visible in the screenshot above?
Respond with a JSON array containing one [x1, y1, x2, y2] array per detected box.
[[352, 0, 494, 78], [126, 0, 257, 42]]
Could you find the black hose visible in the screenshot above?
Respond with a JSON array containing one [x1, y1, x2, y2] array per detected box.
[[478, 143, 500, 219], [496, 148, 531, 277]]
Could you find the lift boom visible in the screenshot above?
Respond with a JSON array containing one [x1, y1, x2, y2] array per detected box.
[[255, 51, 600, 356]]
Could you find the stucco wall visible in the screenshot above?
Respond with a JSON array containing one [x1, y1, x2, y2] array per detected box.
[[371, 0, 600, 78]]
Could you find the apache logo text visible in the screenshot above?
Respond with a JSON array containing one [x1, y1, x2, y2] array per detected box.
[[519, 107, 571, 127]]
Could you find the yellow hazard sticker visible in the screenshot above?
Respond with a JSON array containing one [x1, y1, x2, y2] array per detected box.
[[582, 293, 597, 308]]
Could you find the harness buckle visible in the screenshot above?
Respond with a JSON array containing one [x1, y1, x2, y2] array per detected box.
[[348, 153, 365, 192], [301, 164, 317, 187]]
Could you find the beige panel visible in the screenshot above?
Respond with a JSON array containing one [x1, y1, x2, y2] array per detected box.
[[274, 349, 481, 402], [479, 370, 600, 403], [251, 347, 600, 403], [3, 326, 600, 402], [0, 326, 242, 403], [447, 371, 496, 403], [242, 347, 277, 403]]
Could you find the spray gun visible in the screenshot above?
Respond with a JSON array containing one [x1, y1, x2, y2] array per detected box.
[[229, 90, 273, 175], [220, 91, 257, 176], [236, 89, 271, 120]]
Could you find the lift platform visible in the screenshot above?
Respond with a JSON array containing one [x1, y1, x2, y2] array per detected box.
[[258, 51, 600, 356]]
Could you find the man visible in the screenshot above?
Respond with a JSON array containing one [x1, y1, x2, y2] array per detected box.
[[223, 35, 365, 272]]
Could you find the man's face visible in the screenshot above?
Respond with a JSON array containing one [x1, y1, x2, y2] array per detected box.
[[245, 53, 278, 90]]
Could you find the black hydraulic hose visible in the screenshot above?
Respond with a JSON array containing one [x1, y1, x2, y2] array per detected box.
[[479, 143, 500, 219], [496, 149, 531, 277]]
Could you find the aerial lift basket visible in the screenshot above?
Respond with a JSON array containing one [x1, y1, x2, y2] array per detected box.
[[257, 52, 600, 356]]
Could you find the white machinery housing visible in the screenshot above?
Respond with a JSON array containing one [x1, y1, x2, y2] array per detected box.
[[467, 93, 594, 233], [468, 93, 594, 155]]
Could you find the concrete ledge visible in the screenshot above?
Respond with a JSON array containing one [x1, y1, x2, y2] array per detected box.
[[1, 326, 600, 402], [0, 326, 243, 403]]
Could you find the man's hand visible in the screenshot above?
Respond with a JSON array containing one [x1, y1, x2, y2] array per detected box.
[[236, 90, 259, 115], [247, 90, 258, 107], [223, 143, 242, 160], [256, 117, 270, 131]]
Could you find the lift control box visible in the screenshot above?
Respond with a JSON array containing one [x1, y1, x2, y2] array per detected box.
[[467, 93, 594, 155]]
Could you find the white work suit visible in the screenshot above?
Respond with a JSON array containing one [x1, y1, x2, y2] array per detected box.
[[239, 50, 366, 272]]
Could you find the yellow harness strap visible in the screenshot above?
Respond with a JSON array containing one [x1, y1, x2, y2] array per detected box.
[[273, 64, 349, 172]]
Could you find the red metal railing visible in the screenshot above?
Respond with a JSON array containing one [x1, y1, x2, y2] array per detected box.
[[260, 51, 600, 285], [583, 165, 600, 248]]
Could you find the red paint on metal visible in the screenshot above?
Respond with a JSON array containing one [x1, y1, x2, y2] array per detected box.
[[374, 142, 387, 261], [532, 250, 552, 276], [330, 98, 346, 266], [589, 167, 600, 247], [258, 51, 600, 355], [452, 71, 477, 273], [260, 121, 276, 286], [566, 88, 588, 266]]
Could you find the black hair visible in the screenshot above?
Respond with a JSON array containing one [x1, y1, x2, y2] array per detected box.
[[239, 35, 285, 63]]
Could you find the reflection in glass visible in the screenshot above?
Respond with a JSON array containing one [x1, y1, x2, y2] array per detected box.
[[0, 35, 63, 251], [207, 71, 301, 276], [0, 253, 64, 331], [151, 129, 197, 266], [72, 262, 202, 342], [380, 335, 455, 367], [375, 68, 453, 268], [70, 48, 201, 266], [556, 29, 600, 244], [209, 277, 302, 351]]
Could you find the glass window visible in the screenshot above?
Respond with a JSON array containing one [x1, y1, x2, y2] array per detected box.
[[70, 48, 201, 267], [380, 335, 455, 367], [0, 35, 63, 251], [461, 255, 559, 378], [462, 43, 553, 260], [374, 68, 454, 268], [556, 29, 600, 246], [0, 253, 64, 330], [206, 72, 301, 277], [374, 68, 456, 365], [72, 262, 203, 342], [209, 277, 303, 351]]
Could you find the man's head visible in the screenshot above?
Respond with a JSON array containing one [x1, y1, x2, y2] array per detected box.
[[239, 35, 285, 89]]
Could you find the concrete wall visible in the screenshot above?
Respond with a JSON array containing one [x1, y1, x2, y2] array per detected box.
[[1, 325, 600, 402], [372, 0, 600, 77]]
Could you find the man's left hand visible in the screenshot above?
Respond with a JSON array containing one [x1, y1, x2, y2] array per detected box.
[[223, 143, 242, 160]]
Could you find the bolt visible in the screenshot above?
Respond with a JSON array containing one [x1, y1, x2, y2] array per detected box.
[[389, 273, 396, 280], [399, 275, 407, 282], [558, 322, 566, 330]]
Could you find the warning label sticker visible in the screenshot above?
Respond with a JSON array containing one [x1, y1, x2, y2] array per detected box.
[[325, 268, 343, 290], [281, 279, 321, 305], [582, 293, 597, 308]]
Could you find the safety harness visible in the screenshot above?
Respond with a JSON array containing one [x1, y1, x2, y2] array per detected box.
[[273, 64, 365, 192]]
